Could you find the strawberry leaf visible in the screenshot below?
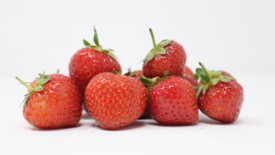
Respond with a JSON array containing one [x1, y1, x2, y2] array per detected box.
[[196, 68, 206, 77], [211, 78, 219, 85], [216, 70, 223, 75], [83, 39, 91, 47], [192, 74, 199, 80], [158, 48, 166, 54], [94, 34, 99, 46], [157, 40, 173, 48], [201, 74, 210, 81]]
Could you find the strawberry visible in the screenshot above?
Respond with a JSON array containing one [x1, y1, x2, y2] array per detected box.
[[193, 62, 244, 123], [140, 72, 198, 124], [16, 71, 82, 129], [124, 68, 150, 119], [142, 28, 187, 78], [124, 68, 143, 80], [180, 66, 199, 87], [69, 26, 121, 103], [85, 72, 147, 130], [184, 66, 194, 76]]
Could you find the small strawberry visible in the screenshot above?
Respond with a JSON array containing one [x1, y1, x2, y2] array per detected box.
[[85, 72, 147, 130], [142, 28, 187, 78], [124, 68, 143, 80], [193, 62, 244, 123], [69, 26, 121, 103], [16, 71, 82, 129], [140, 72, 198, 124], [181, 66, 199, 87]]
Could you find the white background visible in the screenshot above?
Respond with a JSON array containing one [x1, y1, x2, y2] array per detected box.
[[0, 0, 274, 155]]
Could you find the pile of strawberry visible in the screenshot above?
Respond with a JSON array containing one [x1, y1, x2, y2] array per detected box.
[[17, 27, 244, 129]]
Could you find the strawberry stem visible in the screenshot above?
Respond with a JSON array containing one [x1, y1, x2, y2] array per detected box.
[[199, 62, 210, 77], [149, 28, 157, 51], [16, 77, 33, 91], [56, 69, 59, 74]]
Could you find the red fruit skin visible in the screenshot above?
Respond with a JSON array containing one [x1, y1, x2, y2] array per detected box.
[[184, 66, 194, 76], [85, 72, 147, 130], [149, 77, 198, 124], [180, 66, 199, 87], [198, 72, 243, 123], [124, 70, 150, 119], [143, 41, 187, 78], [124, 70, 143, 80], [23, 74, 82, 129], [69, 48, 121, 103]]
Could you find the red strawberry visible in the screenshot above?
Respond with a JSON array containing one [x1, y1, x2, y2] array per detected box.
[[194, 62, 244, 123], [69, 26, 121, 103], [180, 66, 199, 87], [85, 72, 147, 130], [184, 66, 194, 76], [124, 68, 150, 119], [140, 72, 198, 124], [16, 71, 82, 129], [142, 29, 187, 78], [124, 68, 143, 80]]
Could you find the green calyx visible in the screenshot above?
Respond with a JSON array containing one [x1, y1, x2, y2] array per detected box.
[[16, 72, 51, 107], [142, 28, 173, 65], [127, 67, 136, 77], [140, 71, 169, 87], [83, 25, 117, 60], [193, 62, 235, 99], [113, 69, 121, 75]]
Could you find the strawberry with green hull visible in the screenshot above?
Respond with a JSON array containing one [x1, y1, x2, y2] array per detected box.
[[85, 72, 147, 130], [140, 72, 198, 124], [142, 29, 187, 78], [194, 62, 244, 123], [16, 71, 82, 129], [69, 26, 121, 104]]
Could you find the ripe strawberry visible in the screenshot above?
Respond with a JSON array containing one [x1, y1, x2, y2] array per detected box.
[[124, 68, 151, 119], [142, 28, 187, 78], [69, 26, 121, 103], [16, 71, 82, 129], [194, 62, 244, 123], [140, 72, 198, 124], [124, 68, 143, 80], [85, 72, 147, 130], [181, 66, 199, 87]]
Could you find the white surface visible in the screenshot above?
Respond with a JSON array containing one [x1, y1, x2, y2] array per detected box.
[[1, 0, 275, 155]]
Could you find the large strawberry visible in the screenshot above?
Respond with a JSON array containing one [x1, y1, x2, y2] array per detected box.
[[140, 72, 198, 124], [69, 26, 121, 103], [16, 71, 82, 129], [181, 66, 199, 87], [193, 62, 244, 123], [85, 72, 147, 130], [142, 28, 187, 78]]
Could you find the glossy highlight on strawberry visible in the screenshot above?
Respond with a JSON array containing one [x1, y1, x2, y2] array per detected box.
[[69, 26, 121, 103], [142, 29, 186, 78], [194, 62, 244, 123], [85, 72, 147, 130], [17, 72, 82, 129], [140, 73, 198, 124]]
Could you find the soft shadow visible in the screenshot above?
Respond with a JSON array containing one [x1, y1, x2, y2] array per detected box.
[[148, 122, 198, 127], [197, 113, 243, 125], [29, 123, 82, 131], [90, 120, 145, 131], [81, 111, 93, 119]]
